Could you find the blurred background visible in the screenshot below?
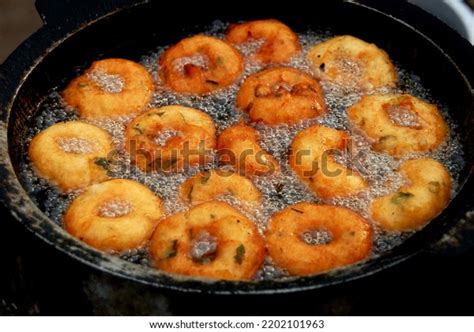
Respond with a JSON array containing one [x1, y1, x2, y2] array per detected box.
[[0, 1, 42, 63]]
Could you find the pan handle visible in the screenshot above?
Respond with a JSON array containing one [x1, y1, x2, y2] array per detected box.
[[35, 0, 140, 27]]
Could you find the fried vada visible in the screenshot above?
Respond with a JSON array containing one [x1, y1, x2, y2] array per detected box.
[[159, 35, 244, 95], [64, 179, 163, 252], [124, 105, 216, 172], [28, 121, 113, 192], [63, 58, 154, 118], [307, 35, 397, 91], [149, 201, 265, 280], [266, 203, 373, 276], [347, 94, 448, 157], [289, 124, 367, 199], [179, 169, 261, 206], [369, 158, 452, 231], [236, 67, 326, 125], [217, 123, 279, 177], [226, 19, 301, 64]]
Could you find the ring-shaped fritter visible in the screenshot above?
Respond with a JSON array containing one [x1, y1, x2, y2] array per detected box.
[[179, 169, 261, 206], [289, 125, 367, 199], [266, 203, 373, 276], [307, 35, 397, 91], [159, 35, 244, 95], [149, 201, 265, 281], [236, 67, 327, 125], [369, 158, 452, 232], [64, 179, 163, 252], [226, 19, 301, 64], [63, 58, 154, 118], [217, 123, 279, 177], [124, 105, 216, 172], [28, 121, 113, 192], [347, 94, 448, 157]]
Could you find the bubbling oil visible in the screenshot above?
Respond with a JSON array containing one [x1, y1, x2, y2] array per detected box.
[[19, 21, 464, 280]]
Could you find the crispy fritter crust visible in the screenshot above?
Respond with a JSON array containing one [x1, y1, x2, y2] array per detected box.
[[149, 201, 265, 280], [124, 105, 216, 172], [347, 94, 448, 157], [159, 35, 244, 94], [65, 179, 163, 251], [226, 19, 301, 64], [217, 123, 279, 177], [289, 125, 367, 199], [369, 159, 452, 231], [266, 203, 372, 276], [308, 35, 397, 91], [236, 67, 326, 125], [63, 58, 154, 118], [28, 121, 113, 192], [179, 169, 261, 206]]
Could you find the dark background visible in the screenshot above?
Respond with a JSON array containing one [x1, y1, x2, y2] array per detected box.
[[0, 0, 473, 315], [0, 1, 42, 63]]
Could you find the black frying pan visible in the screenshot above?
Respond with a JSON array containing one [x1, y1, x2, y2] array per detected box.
[[0, 0, 472, 294]]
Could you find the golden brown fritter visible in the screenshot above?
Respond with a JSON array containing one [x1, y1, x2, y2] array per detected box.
[[63, 58, 154, 118], [217, 123, 279, 177], [149, 201, 265, 281], [236, 67, 326, 125], [266, 203, 373, 276], [289, 125, 367, 199], [65, 179, 163, 252], [308, 35, 397, 91], [159, 35, 244, 94], [124, 105, 216, 172], [369, 159, 452, 231], [28, 121, 113, 192], [226, 19, 301, 64], [179, 169, 262, 206], [347, 94, 448, 157]]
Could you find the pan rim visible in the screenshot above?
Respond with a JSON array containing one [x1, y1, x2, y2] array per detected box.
[[0, 0, 473, 294]]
